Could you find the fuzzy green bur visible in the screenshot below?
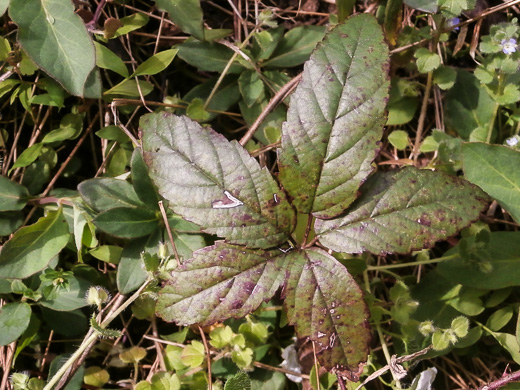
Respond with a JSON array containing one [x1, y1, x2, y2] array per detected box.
[[141, 14, 488, 377]]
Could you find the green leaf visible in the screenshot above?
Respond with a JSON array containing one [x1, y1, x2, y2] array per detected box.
[[181, 340, 205, 368], [403, 0, 438, 12], [78, 178, 144, 212], [415, 48, 441, 73], [486, 307, 514, 332], [9, 0, 97, 97], [388, 130, 410, 150], [93, 207, 159, 239], [492, 332, 520, 364], [131, 149, 161, 210], [141, 113, 295, 249], [0, 176, 29, 211], [438, 0, 475, 17], [117, 233, 158, 294], [283, 248, 370, 375], [0, 211, 24, 236], [433, 66, 457, 90], [437, 232, 520, 289], [89, 245, 123, 264], [238, 70, 265, 108], [451, 316, 469, 338], [263, 26, 326, 68], [156, 242, 284, 326], [463, 143, 520, 223], [316, 167, 489, 255], [444, 70, 496, 139], [0, 0, 8, 17], [104, 79, 154, 97], [278, 15, 390, 219], [432, 330, 451, 350], [0, 302, 32, 346], [0, 208, 70, 279], [120, 346, 147, 363], [94, 41, 129, 77], [41, 126, 80, 144], [96, 126, 130, 143], [113, 13, 149, 38], [186, 97, 211, 122], [154, 0, 204, 41], [8, 143, 44, 174], [183, 75, 240, 122], [131, 49, 178, 77], [84, 367, 110, 388], [225, 371, 251, 390], [176, 39, 244, 74], [150, 372, 181, 390], [39, 277, 90, 311]]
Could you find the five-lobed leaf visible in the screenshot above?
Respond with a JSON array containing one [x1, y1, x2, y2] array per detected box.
[[282, 248, 370, 378], [315, 167, 489, 255], [156, 242, 285, 326], [277, 14, 390, 219], [141, 113, 295, 249]]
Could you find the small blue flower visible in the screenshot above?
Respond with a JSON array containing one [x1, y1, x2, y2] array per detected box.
[[447, 17, 460, 31], [506, 136, 519, 147], [500, 38, 517, 55]]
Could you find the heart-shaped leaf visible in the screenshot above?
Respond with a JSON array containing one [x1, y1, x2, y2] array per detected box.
[[315, 167, 489, 254], [278, 14, 390, 219], [282, 248, 370, 378], [156, 242, 284, 326], [141, 113, 295, 249]]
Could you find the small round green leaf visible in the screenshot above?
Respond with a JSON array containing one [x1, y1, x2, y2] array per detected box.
[[0, 302, 32, 346]]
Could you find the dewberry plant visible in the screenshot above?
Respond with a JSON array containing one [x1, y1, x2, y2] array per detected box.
[[140, 14, 488, 380]]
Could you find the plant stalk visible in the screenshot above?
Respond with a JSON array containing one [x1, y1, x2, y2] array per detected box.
[[43, 279, 152, 390]]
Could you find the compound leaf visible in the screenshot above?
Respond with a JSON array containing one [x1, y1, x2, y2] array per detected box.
[[278, 14, 390, 219], [9, 0, 97, 97], [156, 242, 284, 326], [282, 248, 370, 377], [316, 167, 489, 255], [141, 113, 295, 249], [0, 208, 70, 279]]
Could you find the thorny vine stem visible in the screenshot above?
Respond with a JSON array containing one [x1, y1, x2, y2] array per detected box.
[[476, 369, 520, 390]]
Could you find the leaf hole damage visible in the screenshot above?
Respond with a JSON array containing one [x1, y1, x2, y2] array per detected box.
[[211, 190, 244, 209]]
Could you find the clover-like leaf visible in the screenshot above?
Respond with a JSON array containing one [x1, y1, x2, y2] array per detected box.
[[278, 14, 390, 219], [141, 113, 295, 249], [315, 167, 489, 255], [156, 242, 285, 326], [282, 248, 370, 378]]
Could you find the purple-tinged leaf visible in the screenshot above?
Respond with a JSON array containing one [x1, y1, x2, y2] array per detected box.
[[141, 113, 295, 249], [278, 14, 390, 219], [156, 242, 285, 326], [282, 248, 370, 378], [315, 167, 489, 255]]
